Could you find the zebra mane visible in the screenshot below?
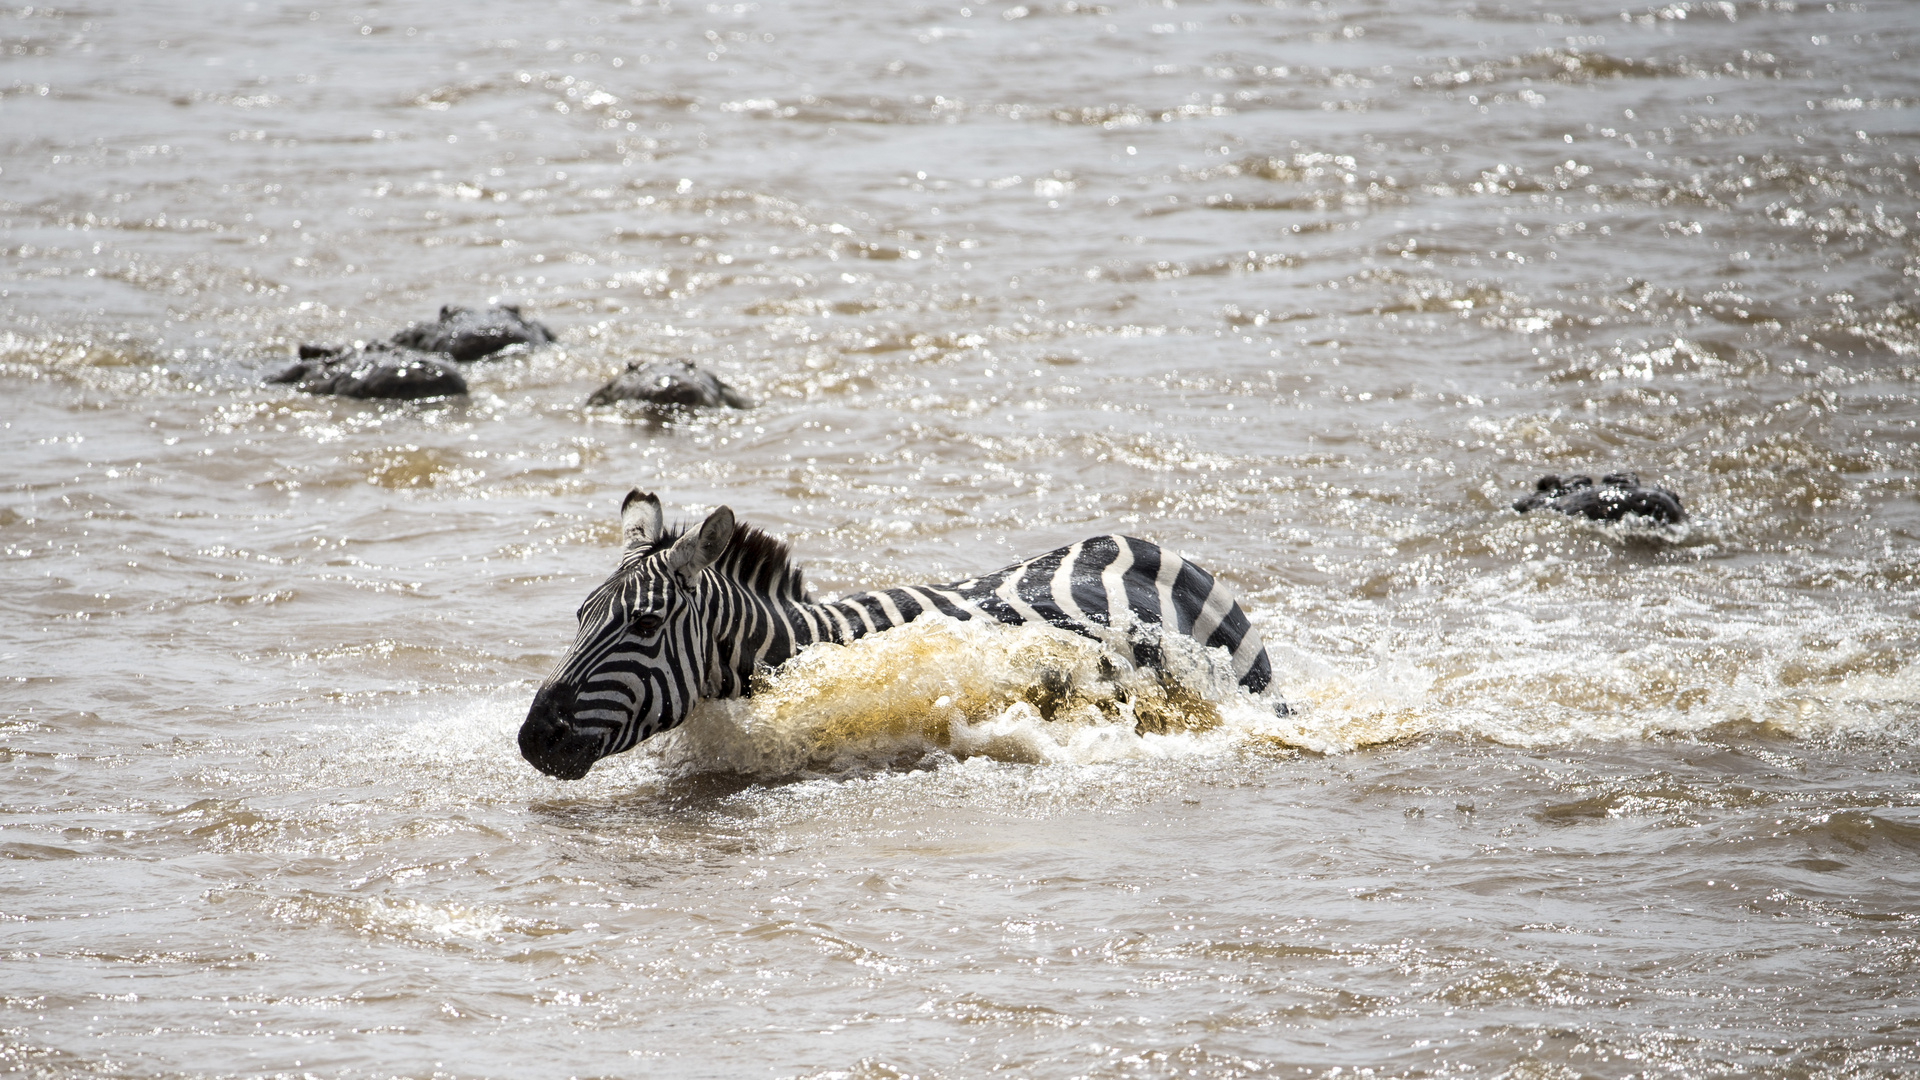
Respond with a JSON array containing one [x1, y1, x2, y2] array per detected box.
[[635, 518, 812, 602], [718, 522, 813, 601]]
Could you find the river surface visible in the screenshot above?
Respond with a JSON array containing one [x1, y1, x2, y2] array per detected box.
[[5, 0, 1920, 1076]]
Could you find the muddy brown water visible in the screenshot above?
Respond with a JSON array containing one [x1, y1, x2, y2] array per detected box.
[[4, 1, 1919, 1077]]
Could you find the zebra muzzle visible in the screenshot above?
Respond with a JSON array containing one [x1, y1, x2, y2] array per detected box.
[[519, 683, 607, 780]]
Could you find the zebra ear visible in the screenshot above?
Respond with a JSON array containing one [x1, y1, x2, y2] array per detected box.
[[621, 489, 666, 549], [665, 506, 735, 586]]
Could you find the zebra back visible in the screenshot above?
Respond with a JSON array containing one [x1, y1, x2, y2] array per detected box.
[[700, 532, 1273, 696]]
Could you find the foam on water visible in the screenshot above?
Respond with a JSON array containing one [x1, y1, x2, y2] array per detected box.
[[643, 616, 1276, 780], [626, 596, 1920, 783]]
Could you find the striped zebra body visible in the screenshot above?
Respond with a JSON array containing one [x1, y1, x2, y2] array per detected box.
[[520, 491, 1276, 779]]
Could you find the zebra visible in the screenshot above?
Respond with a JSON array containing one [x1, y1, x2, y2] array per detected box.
[[519, 490, 1280, 779]]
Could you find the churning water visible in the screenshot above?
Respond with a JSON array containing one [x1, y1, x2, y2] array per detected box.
[[4, 0, 1919, 1076]]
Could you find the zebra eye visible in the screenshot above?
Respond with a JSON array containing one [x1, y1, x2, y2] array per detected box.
[[631, 612, 665, 636]]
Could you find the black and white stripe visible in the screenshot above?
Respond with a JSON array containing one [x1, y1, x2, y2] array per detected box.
[[519, 491, 1276, 779]]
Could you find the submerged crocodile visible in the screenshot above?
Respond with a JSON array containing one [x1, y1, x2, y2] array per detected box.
[[1514, 472, 1686, 525], [266, 341, 468, 400], [386, 304, 554, 362], [586, 358, 752, 409]]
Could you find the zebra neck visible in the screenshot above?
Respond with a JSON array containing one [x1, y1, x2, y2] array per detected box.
[[698, 580, 893, 699], [794, 593, 894, 648]]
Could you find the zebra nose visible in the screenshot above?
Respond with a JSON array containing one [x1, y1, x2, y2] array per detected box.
[[519, 684, 602, 780]]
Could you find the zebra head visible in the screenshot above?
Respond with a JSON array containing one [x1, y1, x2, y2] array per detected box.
[[519, 490, 734, 779]]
